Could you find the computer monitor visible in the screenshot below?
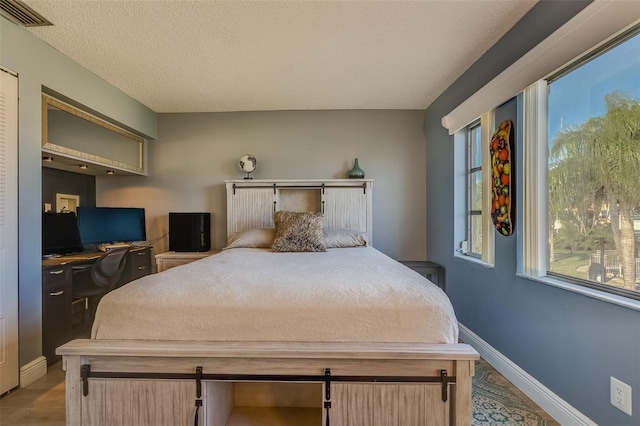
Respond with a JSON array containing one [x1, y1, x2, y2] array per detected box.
[[76, 207, 146, 245], [42, 212, 84, 256]]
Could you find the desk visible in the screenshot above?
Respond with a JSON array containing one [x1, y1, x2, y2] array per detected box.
[[41, 247, 151, 364]]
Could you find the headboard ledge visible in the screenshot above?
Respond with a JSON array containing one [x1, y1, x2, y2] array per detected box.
[[226, 179, 373, 245]]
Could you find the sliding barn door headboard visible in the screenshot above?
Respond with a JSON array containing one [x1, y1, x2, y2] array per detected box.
[[226, 179, 373, 244]]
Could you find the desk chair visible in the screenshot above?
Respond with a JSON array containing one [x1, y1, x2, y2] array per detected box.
[[72, 247, 130, 331]]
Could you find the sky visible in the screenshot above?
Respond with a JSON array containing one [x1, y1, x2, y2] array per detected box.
[[548, 32, 640, 140]]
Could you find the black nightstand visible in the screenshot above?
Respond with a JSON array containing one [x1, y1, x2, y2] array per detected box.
[[400, 261, 445, 291]]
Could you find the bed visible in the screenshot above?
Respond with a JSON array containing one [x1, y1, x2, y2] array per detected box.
[[58, 179, 479, 426]]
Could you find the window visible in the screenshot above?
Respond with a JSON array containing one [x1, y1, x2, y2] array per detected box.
[[524, 25, 640, 300], [467, 121, 483, 257], [455, 113, 494, 265]]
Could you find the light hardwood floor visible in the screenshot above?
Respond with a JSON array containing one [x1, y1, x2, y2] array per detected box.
[[0, 362, 65, 425]]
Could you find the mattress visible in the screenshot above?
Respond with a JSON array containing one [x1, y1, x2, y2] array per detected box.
[[92, 247, 459, 344]]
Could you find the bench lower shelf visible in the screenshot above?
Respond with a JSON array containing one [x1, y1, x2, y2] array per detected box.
[[225, 406, 322, 426]]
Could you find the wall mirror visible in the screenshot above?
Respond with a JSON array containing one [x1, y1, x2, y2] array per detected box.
[[42, 94, 146, 176]]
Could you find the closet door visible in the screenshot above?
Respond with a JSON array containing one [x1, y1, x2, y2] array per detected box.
[[0, 67, 19, 394]]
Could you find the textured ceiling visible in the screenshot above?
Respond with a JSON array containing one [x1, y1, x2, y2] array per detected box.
[[22, 0, 538, 113]]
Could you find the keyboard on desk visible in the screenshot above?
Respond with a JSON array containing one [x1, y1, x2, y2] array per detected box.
[[60, 251, 102, 260], [42, 251, 103, 267]]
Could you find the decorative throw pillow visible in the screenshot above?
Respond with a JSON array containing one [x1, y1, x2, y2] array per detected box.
[[224, 227, 274, 249], [272, 211, 326, 252], [324, 228, 367, 248]]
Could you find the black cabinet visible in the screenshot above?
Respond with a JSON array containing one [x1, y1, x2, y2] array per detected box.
[[117, 247, 151, 286], [129, 247, 151, 281], [42, 247, 152, 364], [42, 266, 73, 364]]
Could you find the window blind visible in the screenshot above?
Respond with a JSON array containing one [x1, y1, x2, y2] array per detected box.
[[441, 1, 640, 135]]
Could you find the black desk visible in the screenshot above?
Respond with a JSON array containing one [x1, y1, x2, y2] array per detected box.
[[41, 247, 151, 364]]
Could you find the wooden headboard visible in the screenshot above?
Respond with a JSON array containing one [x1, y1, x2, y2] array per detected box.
[[225, 179, 373, 244]]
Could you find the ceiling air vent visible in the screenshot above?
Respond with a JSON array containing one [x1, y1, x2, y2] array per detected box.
[[0, 0, 52, 27]]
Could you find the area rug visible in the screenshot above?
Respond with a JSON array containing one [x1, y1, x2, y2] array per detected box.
[[473, 359, 559, 426]]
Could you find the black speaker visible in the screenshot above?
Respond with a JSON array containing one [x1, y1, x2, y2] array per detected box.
[[169, 212, 211, 252]]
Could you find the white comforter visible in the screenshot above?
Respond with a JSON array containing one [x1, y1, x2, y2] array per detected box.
[[92, 247, 458, 344]]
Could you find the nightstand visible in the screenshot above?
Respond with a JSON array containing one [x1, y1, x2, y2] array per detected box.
[[400, 260, 445, 291], [155, 250, 219, 272]]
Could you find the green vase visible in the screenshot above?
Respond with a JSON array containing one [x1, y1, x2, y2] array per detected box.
[[347, 158, 365, 179]]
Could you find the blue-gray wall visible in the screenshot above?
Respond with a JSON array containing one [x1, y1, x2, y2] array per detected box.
[[5, 3, 639, 423], [98, 110, 428, 261], [425, 1, 639, 425], [0, 16, 157, 367]]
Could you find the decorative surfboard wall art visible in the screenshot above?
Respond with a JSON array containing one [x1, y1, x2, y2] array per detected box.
[[490, 120, 514, 236]]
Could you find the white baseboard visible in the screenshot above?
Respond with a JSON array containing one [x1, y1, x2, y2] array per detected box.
[[459, 323, 596, 426], [19, 356, 48, 388]]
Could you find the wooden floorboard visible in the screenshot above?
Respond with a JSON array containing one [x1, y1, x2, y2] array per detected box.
[[0, 362, 65, 426]]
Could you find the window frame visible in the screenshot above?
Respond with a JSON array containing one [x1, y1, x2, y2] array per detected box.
[[522, 24, 640, 303], [466, 119, 482, 259], [455, 112, 495, 266]]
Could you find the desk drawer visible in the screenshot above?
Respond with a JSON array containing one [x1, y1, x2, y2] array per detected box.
[[42, 263, 74, 365], [42, 266, 72, 290], [42, 282, 72, 364], [129, 248, 151, 280]]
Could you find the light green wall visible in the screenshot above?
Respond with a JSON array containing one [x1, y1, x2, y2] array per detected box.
[[97, 110, 427, 261], [0, 16, 157, 366]]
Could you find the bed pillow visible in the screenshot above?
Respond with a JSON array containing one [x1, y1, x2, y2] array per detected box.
[[324, 228, 367, 248], [272, 211, 326, 252], [224, 227, 274, 249]]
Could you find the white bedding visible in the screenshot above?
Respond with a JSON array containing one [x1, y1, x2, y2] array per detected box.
[[92, 247, 458, 344]]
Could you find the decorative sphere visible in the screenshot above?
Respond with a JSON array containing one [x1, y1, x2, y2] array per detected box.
[[238, 154, 257, 174]]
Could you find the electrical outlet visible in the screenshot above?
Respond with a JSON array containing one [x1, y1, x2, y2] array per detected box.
[[610, 376, 632, 416]]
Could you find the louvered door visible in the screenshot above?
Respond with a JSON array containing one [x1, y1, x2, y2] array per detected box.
[[0, 67, 19, 394]]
